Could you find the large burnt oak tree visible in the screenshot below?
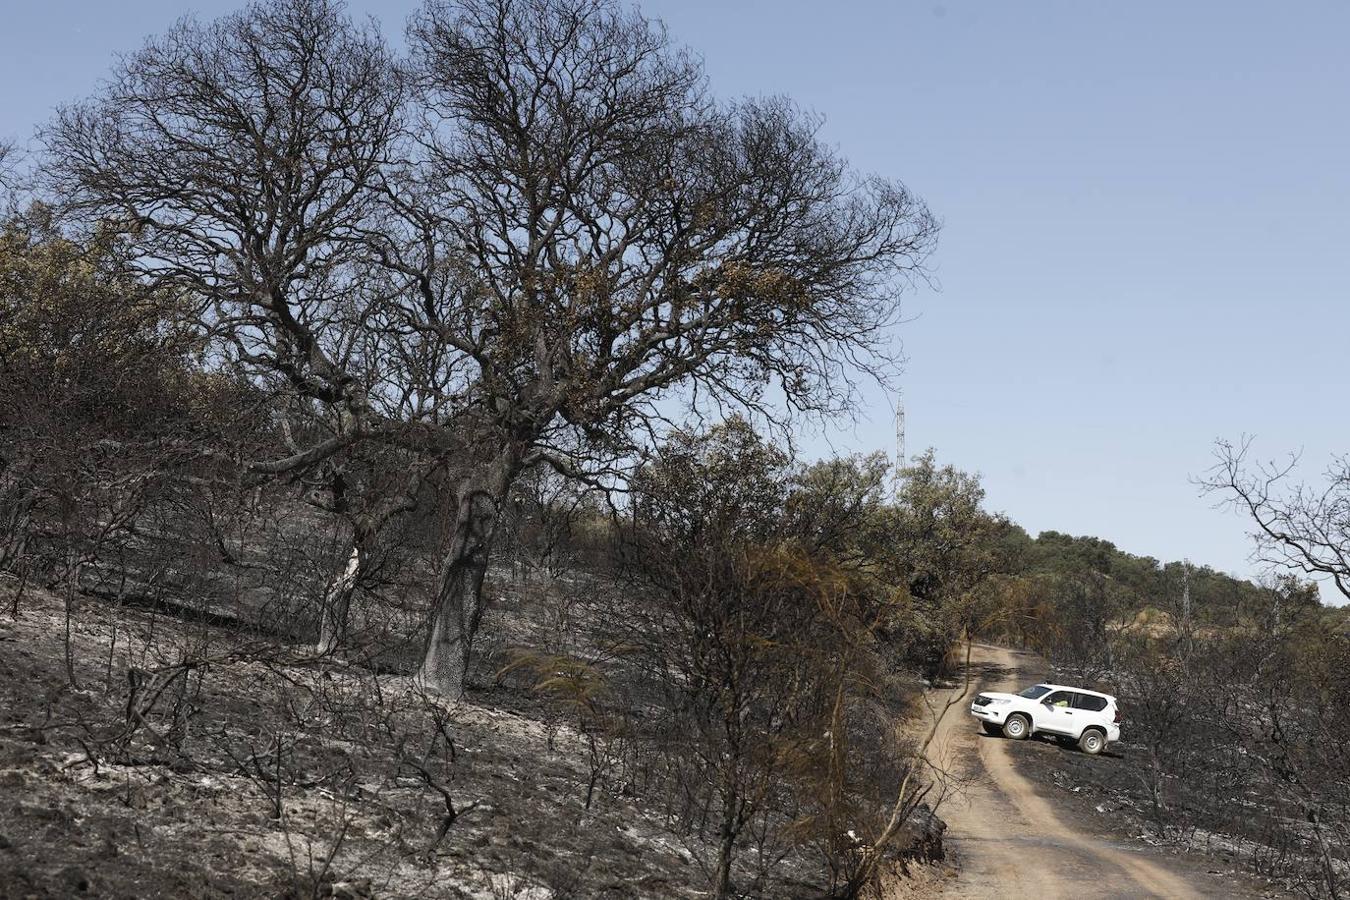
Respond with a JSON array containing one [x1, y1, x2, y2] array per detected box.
[[44, 0, 937, 695]]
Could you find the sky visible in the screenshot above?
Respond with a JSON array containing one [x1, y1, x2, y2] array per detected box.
[[2, 1, 1347, 599]]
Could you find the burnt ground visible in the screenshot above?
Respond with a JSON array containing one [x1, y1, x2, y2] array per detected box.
[[0, 581, 833, 899], [921, 645, 1285, 899], [1006, 733, 1288, 896], [990, 655, 1294, 897]]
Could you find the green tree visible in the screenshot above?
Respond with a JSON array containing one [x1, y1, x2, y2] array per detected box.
[[889, 450, 1005, 677]]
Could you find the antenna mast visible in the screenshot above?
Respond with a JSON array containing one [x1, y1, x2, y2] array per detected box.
[[893, 386, 906, 500]]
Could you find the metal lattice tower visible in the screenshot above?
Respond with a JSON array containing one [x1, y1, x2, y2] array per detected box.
[[1181, 559, 1192, 626], [893, 387, 906, 499]]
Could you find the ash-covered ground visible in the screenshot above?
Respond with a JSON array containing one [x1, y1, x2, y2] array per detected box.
[[0, 583, 829, 899]]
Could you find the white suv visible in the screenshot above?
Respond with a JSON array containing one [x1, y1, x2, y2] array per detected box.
[[969, 683, 1120, 755]]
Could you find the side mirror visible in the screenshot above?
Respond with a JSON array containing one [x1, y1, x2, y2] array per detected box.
[[1041, 698, 1054, 708]]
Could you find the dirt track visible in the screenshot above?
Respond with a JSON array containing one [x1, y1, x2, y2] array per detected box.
[[922, 644, 1238, 899]]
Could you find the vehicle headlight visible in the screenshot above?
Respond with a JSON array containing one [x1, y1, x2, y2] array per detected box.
[[986, 698, 1010, 705]]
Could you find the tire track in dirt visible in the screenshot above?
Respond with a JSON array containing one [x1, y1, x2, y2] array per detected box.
[[922, 644, 1213, 899]]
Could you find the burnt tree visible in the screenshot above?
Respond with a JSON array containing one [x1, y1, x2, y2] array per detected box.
[[45, 0, 937, 695], [395, 0, 936, 693]]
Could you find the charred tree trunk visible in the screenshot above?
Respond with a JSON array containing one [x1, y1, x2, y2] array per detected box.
[[317, 544, 362, 656], [63, 549, 80, 688], [418, 456, 515, 697], [713, 780, 740, 900], [317, 469, 425, 655]]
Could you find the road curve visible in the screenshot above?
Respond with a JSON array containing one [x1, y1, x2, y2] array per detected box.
[[923, 644, 1216, 899]]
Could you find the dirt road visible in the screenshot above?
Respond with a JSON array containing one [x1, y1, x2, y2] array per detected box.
[[923, 644, 1233, 899]]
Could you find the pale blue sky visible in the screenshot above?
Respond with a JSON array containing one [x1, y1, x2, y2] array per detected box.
[[2, 2, 1347, 598]]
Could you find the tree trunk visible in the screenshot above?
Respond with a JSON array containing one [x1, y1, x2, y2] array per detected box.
[[418, 458, 514, 697], [64, 551, 80, 688], [317, 544, 362, 655], [420, 555, 488, 697], [713, 793, 738, 900]]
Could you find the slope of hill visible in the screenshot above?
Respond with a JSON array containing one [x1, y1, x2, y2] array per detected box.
[[0, 585, 762, 898]]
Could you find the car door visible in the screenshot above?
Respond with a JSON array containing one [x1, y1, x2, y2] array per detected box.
[[1037, 690, 1081, 735]]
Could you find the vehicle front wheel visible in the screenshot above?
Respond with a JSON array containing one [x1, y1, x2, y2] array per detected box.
[[1078, 728, 1106, 755], [981, 722, 1001, 736], [1002, 714, 1030, 740]]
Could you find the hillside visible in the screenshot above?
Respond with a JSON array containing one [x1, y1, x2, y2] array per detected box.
[[2, 579, 899, 898], [1, 1, 1346, 893]]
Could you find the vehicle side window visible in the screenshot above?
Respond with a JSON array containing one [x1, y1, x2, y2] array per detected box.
[[1043, 691, 1074, 708], [1073, 693, 1107, 712]]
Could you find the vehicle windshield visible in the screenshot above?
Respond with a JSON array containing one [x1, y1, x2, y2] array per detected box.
[[1018, 685, 1052, 700]]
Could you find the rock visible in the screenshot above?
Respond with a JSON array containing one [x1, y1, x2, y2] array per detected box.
[[0, 834, 11, 850], [893, 803, 947, 864]]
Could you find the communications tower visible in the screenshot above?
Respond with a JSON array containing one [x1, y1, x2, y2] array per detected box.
[[893, 387, 906, 499]]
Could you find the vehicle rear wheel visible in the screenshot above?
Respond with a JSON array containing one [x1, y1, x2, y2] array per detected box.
[[981, 722, 1001, 736], [1078, 728, 1106, 755], [1002, 714, 1030, 740]]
